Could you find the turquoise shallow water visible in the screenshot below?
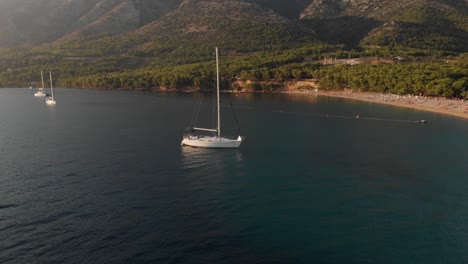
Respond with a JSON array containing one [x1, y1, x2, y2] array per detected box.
[[0, 88, 467, 263]]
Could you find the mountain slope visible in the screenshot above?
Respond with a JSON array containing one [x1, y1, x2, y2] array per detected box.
[[56, 0, 140, 43], [298, 0, 468, 50], [48, 0, 312, 62], [132, 0, 304, 51], [0, 0, 183, 47], [361, 4, 468, 51], [0, 0, 467, 90], [0, 0, 100, 46], [246, 0, 312, 18], [0, 0, 466, 51], [299, 0, 467, 20]]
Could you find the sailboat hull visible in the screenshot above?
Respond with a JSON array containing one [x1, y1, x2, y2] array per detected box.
[[34, 91, 46, 97], [181, 136, 244, 149], [46, 98, 56, 105]]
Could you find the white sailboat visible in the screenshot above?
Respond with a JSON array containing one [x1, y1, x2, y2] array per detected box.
[[46, 71, 56, 105], [34, 70, 46, 97], [181, 47, 244, 148]]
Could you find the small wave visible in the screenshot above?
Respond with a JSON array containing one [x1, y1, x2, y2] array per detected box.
[[0, 204, 21, 210], [16, 211, 74, 228]]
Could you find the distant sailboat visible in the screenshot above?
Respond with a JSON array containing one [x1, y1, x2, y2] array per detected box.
[[46, 71, 56, 105], [34, 71, 46, 97], [181, 47, 244, 148]]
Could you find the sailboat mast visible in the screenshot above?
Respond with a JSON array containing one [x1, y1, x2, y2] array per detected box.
[[41, 70, 45, 90], [216, 47, 221, 139], [49, 71, 54, 98]]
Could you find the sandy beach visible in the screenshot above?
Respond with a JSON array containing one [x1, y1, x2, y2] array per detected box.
[[267, 80, 468, 120], [311, 90, 468, 119]]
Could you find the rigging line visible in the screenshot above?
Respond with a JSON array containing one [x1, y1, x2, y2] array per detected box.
[[188, 100, 197, 127], [318, 114, 426, 123], [189, 78, 209, 128], [192, 92, 204, 127], [229, 94, 242, 134], [271, 110, 427, 123]]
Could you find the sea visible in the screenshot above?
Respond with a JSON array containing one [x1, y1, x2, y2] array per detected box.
[[1, 88, 467, 263]]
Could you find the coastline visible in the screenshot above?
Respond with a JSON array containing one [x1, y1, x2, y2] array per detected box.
[[14, 85, 468, 119], [234, 79, 468, 120], [295, 90, 468, 119]]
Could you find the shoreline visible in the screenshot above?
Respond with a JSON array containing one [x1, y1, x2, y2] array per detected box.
[[9, 86, 468, 119], [293, 90, 468, 120]]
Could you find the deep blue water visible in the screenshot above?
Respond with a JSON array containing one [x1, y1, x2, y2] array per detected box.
[[1, 88, 467, 263]]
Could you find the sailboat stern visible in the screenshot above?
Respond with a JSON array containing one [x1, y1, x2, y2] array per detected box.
[[46, 97, 56, 105]]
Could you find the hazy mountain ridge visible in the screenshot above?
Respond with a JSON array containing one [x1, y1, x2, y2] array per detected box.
[[0, 0, 182, 46], [0, 0, 466, 51], [55, 0, 140, 43], [299, 0, 467, 19], [50, 0, 306, 63], [298, 0, 467, 49], [0, 0, 101, 46]]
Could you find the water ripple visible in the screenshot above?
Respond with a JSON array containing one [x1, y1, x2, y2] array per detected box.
[[0, 204, 21, 210], [1, 89, 467, 263]]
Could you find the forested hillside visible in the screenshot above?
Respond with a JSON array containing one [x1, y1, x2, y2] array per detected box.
[[0, 0, 467, 97]]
